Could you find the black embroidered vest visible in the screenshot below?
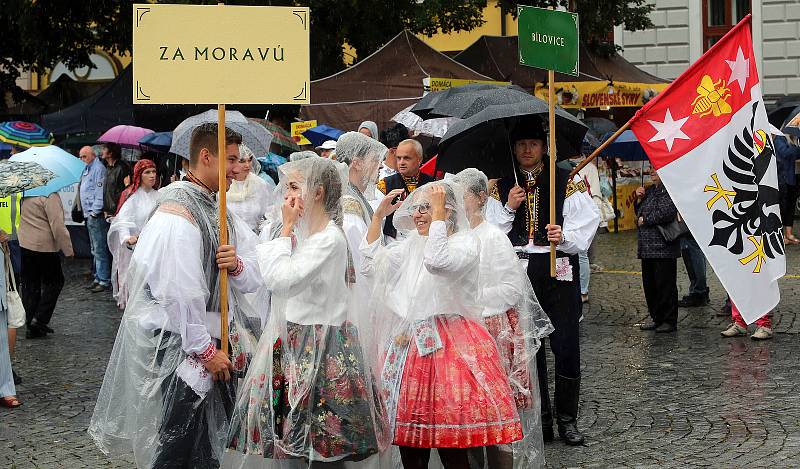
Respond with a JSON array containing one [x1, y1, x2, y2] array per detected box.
[[496, 163, 569, 247]]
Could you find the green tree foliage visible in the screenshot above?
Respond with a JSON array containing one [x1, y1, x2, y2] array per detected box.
[[1, 0, 653, 96], [497, 0, 655, 55], [0, 0, 130, 98]]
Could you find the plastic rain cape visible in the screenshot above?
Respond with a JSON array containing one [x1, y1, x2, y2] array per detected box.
[[89, 181, 262, 469], [448, 168, 555, 468], [107, 187, 160, 309], [360, 181, 526, 453], [225, 157, 392, 469]]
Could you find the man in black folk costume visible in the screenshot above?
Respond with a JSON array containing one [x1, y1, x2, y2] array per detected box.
[[487, 118, 599, 446]]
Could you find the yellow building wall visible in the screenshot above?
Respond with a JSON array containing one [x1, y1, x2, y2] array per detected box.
[[420, 1, 518, 52]]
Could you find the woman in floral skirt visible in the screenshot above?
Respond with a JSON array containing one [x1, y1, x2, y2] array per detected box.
[[226, 157, 390, 468]]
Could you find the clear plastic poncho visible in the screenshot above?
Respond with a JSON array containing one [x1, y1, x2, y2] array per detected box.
[[89, 181, 263, 469], [360, 181, 525, 453], [337, 132, 387, 307], [451, 168, 555, 469], [227, 144, 275, 233], [225, 157, 391, 469], [107, 187, 160, 309]]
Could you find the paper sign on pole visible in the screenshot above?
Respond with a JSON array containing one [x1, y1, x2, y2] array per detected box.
[[291, 120, 317, 145], [517, 6, 580, 76], [132, 4, 310, 104]]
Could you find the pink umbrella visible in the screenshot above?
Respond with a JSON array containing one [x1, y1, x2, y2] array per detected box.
[[97, 125, 154, 149]]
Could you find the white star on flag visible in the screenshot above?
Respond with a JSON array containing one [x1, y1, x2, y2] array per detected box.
[[647, 109, 690, 151], [726, 46, 750, 93]]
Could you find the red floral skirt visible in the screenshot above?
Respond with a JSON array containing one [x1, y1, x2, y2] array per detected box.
[[394, 315, 523, 448]]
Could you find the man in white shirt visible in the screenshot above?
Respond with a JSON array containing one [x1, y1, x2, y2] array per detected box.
[[487, 120, 599, 447], [89, 123, 263, 469]]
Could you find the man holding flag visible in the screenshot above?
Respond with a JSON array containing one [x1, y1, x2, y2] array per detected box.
[[628, 14, 784, 326]]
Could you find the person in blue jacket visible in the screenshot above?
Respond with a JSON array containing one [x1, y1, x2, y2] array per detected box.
[[774, 134, 800, 243], [79, 146, 111, 293]]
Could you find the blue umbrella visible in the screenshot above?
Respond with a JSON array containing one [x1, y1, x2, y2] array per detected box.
[[257, 152, 288, 173], [10, 145, 86, 196], [599, 130, 648, 161], [301, 125, 345, 147], [139, 131, 173, 153]]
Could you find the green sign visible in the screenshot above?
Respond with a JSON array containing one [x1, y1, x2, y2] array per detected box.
[[518, 6, 579, 76]]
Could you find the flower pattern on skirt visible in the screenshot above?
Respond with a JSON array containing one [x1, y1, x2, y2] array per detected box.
[[230, 321, 389, 462]]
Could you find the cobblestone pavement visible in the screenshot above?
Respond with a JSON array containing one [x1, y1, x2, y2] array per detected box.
[[2, 231, 800, 468]]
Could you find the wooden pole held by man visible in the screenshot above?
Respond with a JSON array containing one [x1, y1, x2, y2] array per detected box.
[[217, 104, 229, 356], [548, 70, 557, 277]]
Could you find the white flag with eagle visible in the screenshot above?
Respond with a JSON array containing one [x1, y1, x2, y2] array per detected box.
[[629, 15, 784, 324]]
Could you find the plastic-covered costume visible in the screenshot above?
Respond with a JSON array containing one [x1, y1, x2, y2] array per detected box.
[[89, 180, 263, 469], [360, 181, 523, 452], [107, 159, 160, 309], [336, 132, 387, 305], [453, 168, 554, 468], [226, 157, 391, 468], [228, 145, 274, 233]]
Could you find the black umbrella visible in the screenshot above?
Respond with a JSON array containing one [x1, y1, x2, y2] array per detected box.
[[410, 83, 499, 120], [437, 98, 588, 179], [423, 86, 536, 120], [768, 102, 800, 127], [581, 117, 618, 139]]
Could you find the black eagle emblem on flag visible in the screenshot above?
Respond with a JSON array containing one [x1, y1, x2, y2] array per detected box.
[[708, 102, 783, 272]]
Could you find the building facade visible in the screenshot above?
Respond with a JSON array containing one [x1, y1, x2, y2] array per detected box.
[[615, 0, 800, 100]]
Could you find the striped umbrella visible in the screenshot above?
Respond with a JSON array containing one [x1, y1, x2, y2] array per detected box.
[[0, 121, 54, 148], [248, 118, 300, 153]]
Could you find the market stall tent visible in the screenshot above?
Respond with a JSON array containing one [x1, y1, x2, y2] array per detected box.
[[455, 35, 667, 89], [300, 30, 495, 132], [455, 36, 668, 110], [42, 66, 274, 135]]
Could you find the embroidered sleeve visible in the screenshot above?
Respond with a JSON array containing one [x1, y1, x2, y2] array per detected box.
[[229, 255, 244, 277], [565, 179, 588, 199], [342, 196, 365, 218], [490, 183, 501, 201], [196, 342, 217, 363]]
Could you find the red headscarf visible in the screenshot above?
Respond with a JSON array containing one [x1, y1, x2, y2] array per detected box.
[[115, 159, 158, 215]]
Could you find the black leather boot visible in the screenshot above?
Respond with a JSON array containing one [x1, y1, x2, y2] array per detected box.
[[555, 374, 585, 446]]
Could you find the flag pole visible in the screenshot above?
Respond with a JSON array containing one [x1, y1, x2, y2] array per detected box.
[[218, 104, 229, 357], [548, 70, 557, 277], [570, 121, 631, 179]]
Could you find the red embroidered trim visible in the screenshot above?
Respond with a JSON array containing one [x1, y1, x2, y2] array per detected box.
[[230, 256, 244, 277], [196, 342, 216, 363]]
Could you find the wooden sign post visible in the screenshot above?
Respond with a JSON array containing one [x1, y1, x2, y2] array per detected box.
[[518, 6, 579, 276], [133, 3, 310, 355]]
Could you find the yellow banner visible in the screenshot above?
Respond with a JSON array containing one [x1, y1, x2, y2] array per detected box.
[[424, 77, 511, 93], [291, 120, 317, 146], [534, 81, 670, 108], [132, 4, 310, 104]]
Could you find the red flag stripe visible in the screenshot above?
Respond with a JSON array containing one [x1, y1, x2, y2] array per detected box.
[[630, 15, 758, 170]]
